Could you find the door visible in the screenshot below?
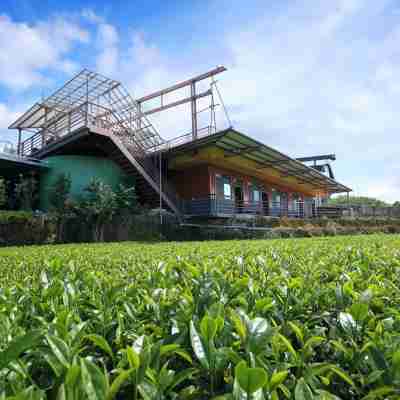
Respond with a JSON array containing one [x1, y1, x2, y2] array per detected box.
[[234, 185, 244, 213], [261, 191, 269, 216], [280, 192, 288, 216]]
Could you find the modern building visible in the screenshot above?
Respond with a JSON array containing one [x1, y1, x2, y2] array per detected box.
[[2, 68, 351, 219]]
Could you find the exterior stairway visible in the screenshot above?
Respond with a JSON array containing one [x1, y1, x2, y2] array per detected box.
[[18, 70, 183, 218], [107, 137, 181, 214]]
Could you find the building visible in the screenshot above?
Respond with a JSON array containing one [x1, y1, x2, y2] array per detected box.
[[2, 68, 351, 219]]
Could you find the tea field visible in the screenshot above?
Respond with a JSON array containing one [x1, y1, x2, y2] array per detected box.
[[1, 235, 400, 399]]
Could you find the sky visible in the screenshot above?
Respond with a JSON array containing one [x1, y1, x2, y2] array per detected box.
[[0, 0, 399, 202]]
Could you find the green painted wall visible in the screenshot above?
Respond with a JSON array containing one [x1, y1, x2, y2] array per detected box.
[[39, 155, 128, 210]]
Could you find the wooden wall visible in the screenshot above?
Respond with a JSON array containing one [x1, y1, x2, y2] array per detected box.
[[208, 165, 306, 202], [170, 163, 313, 202], [171, 165, 211, 200]]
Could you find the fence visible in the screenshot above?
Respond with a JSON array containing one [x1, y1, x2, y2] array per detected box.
[[182, 195, 318, 218], [343, 205, 400, 218]]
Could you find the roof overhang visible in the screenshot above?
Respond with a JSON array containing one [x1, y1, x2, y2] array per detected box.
[[165, 129, 351, 194], [0, 153, 49, 175]]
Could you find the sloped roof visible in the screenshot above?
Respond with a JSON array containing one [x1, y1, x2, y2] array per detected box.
[[166, 128, 351, 193]]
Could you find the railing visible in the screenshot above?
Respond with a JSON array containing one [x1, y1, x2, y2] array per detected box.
[[18, 101, 182, 216], [162, 126, 215, 151], [20, 102, 89, 157], [182, 196, 318, 218]]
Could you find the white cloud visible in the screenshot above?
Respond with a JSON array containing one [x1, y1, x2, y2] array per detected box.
[[364, 176, 400, 203], [203, 0, 400, 202], [95, 23, 119, 76], [0, 14, 89, 90], [1, 1, 399, 202], [0, 103, 26, 145], [0, 103, 20, 129], [81, 9, 105, 24]]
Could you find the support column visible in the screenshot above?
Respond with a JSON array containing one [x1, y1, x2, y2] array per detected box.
[[191, 81, 197, 140], [68, 112, 71, 134], [42, 106, 48, 147], [159, 150, 163, 225], [17, 128, 22, 156], [85, 76, 89, 126], [137, 102, 142, 132]]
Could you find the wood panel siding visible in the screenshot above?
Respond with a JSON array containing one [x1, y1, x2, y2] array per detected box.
[[171, 165, 211, 200], [168, 145, 329, 198]]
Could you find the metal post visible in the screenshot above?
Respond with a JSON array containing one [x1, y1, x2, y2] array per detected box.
[[42, 107, 48, 147], [191, 81, 197, 139], [85, 76, 89, 126], [17, 128, 22, 156], [159, 150, 163, 225], [137, 102, 142, 132]]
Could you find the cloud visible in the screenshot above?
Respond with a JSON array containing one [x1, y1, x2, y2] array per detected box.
[[0, 14, 89, 90], [1, 1, 400, 201], [0, 103, 20, 129], [95, 23, 119, 76], [205, 0, 400, 200], [81, 9, 105, 24], [0, 103, 25, 145], [364, 176, 400, 203]]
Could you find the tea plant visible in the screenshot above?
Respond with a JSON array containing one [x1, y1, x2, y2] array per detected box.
[[0, 235, 400, 399]]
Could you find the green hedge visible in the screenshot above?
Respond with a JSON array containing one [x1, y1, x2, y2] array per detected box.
[[0, 211, 54, 246], [1, 210, 400, 246]]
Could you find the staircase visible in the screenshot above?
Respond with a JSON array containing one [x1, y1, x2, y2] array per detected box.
[[107, 135, 181, 215], [17, 70, 183, 218]]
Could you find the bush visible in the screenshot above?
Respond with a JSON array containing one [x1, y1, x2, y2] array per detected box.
[[14, 173, 38, 210], [0, 211, 54, 246], [0, 177, 7, 209]]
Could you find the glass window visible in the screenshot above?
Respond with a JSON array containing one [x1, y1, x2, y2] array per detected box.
[[272, 189, 280, 204], [290, 193, 301, 210], [253, 189, 260, 202], [224, 182, 231, 198], [216, 174, 232, 200], [249, 181, 261, 202]]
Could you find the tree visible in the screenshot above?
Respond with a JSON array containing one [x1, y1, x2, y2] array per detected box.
[[328, 195, 389, 208], [48, 173, 72, 242], [393, 201, 400, 208], [14, 173, 38, 210], [0, 177, 7, 209], [76, 178, 137, 242]]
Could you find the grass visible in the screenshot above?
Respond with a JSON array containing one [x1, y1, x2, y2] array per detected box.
[[1, 234, 400, 399]]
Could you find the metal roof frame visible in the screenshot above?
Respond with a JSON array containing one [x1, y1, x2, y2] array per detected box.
[[166, 128, 351, 193], [8, 69, 164, 152]]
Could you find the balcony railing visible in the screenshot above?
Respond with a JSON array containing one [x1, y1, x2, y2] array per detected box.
[[182, 195, 317, 218]]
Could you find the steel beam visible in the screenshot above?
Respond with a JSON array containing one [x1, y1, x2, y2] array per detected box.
[[136, 66, 226, 103], [142, 89, 211, 117], [223, 145, 260, 157], [296, 154, 336, 162], [191, 82, 197, 139]]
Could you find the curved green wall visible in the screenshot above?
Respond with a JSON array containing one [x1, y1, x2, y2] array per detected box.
[[39, 155, 128, 210]]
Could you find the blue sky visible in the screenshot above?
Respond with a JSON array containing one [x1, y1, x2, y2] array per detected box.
[[0, 0, 399, 201]]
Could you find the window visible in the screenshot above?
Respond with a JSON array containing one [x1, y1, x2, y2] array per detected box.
[[249, 182, 261, 202], [224, 182, 231, 198], [216, 174, 232, 200], [290, 193, 301, 211], [253, 189, 260, 202], [271, 189, 280, 204]]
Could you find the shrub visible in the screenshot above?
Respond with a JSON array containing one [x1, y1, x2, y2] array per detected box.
[[0, 177, 7, 209], [14, 173, 38, 210]]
